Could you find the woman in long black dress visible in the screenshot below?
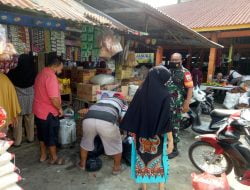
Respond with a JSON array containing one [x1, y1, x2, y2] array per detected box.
[[120, 66, 173, 190]]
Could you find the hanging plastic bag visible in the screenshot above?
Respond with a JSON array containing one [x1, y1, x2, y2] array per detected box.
[[191, 172, 230, 190], [99, 30, 123, 59]]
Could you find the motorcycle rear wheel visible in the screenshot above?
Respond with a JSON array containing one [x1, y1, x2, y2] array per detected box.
[[189, 141, 233, 175]]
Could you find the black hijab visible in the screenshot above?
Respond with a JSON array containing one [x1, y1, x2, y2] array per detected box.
[[120, 66, 172, 138], [7, 53, 36, 88]]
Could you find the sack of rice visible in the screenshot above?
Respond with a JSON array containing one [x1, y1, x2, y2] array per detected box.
[[0, 172, 22, 189], [0, 162, 16, 177], [0, 140, 14, 155], [0, 152, 14, 166], [3, 184, 23, 190]]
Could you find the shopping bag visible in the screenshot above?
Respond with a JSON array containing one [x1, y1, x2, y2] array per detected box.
[[191, 172, 230, 190]]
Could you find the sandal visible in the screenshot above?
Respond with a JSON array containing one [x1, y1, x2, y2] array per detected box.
[[49, 157, 65, 165], [112, 165, 126, 175], [39, 158, 48, 163], [77, 163, 85, 171]]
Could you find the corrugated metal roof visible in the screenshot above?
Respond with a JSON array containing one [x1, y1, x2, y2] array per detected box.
[[81, 0, 223, 48], [0, 0, 136, 31], [159, 0, 250, 29]]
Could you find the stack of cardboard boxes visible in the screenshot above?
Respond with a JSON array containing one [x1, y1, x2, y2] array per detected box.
[[77, 83, 100, 102], [77, 69, 96, 83]]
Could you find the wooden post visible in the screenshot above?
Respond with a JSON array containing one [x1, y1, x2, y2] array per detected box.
[[228, 44, 233, 69], [207, 33, 218, 82], [156, 46, 163, 66]]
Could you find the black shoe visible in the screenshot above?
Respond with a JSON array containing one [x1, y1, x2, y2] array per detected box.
[[168, 150, 179, 159]]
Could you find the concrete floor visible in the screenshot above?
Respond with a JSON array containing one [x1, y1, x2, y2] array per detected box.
[[11, 116, 249, 190]]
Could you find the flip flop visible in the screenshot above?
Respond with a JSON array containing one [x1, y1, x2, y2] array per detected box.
[[39, 158, 48, 163], [49, 157, 65, 165], [112, 165, 126, 175], [77, 163, 85, 171]]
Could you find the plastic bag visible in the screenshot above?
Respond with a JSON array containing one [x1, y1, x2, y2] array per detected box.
[[129, 85, 139, 97], [88, 136, 104, 158], [99, 30, 123, 59], [0, 162, 16, 177], [86, 157, 102, 172], [0, 172, 22, 189], [0, 107, 7, 128], [223, 92, 241, 109], [0, 140, 14, 155], [3, 184, 23, 190], [191, 172, 230, 190], [239, 92, 250, 105], [122, 136, 133, 166], [90, 74, 115, 86], [0, 152, 14, 166]]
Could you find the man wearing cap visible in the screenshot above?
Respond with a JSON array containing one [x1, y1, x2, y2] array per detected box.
[[79, 93, 128, 175]]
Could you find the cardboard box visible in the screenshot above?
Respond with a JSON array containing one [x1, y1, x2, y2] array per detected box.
[[101, 83, 120, 91], [79, 94, 97, 102], [116, 67, 133, 80], [96, 68, 113, 75], [77, 69, 96, 83], [77, 83, 100, 95]]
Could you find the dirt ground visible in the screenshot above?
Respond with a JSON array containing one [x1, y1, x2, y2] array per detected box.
[[10, 116, 249, 190]]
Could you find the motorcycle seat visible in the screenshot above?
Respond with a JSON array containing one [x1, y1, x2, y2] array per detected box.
[[235, 144, 250, 163], [211, 109, 238, 118]]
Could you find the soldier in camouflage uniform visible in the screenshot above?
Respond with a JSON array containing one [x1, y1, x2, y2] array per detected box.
[[167, 53, 193, 159]]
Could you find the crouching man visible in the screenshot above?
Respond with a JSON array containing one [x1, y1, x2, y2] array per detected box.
[[79, 93, 128, 175]]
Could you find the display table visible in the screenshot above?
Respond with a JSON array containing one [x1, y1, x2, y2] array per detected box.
[[200, 85, 235, 91]]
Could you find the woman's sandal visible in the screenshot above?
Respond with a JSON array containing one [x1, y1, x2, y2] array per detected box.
[[49, 157, 65, 165]]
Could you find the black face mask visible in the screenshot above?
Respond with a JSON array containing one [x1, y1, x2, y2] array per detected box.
[[168, 61, 181, 69]]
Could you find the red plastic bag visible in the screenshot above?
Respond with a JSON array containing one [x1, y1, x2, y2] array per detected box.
[[191, 172, 230, 190]]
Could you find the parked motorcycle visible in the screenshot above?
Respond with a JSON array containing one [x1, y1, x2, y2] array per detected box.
[[181, 86, 214, 130], [193, 86, 214, 115], [189, 109, 250, 186], [181, 101, 237, 133], [201, 88, 214, 114]]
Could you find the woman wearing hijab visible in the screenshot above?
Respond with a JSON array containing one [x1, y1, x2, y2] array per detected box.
[[120, 66, 173, 190], [7, 52, 37, 147]]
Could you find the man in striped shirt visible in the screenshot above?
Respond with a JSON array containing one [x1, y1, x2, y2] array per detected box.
[[79, 93, 128, 175]]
